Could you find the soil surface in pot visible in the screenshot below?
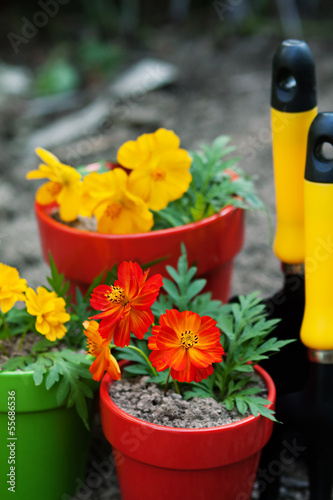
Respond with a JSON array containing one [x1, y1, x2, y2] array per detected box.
[[0, 332, 84, 369], [0, 332, 43, 367], [52, 211, 97, 232], [109, 373, 267, 428]]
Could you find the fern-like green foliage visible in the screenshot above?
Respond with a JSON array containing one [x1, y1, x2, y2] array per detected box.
[[182, 292, 292, 421], [150, 245, 292, 421], [152, 244, 223, 319], [152, 136, 265, 230], [0, 255, 102, 429]]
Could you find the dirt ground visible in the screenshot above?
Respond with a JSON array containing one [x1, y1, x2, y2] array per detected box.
[[1, 27, 333, 499]]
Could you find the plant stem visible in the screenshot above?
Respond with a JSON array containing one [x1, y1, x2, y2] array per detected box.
[[173, 379, 180, 395], [164, 368, 171, 396], [18, 330, 27, 351], [0, 310, 11, 340], [0, 341, 8, 356]]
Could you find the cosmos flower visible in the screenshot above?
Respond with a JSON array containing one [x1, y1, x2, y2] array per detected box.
[[84, 320, 121, 382], [148, 309, 224, 383], [80, 168, 153, 234], [117, 128, 192, 211], [90, 261, 163, 347], [25, 286, 70, 341], [0, 263, 27, 313], [27, 148, 82, 222]]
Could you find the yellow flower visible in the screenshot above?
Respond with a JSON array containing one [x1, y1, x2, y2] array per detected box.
[[117, 128, 192, 211], [0, 263, 27, 313], [79, 169, 115, 218], [27, 148, 82, 222], [81, 168, 153, 234], [25, 287, 70, 341]]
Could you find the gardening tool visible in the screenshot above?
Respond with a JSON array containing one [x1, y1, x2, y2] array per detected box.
[[260, 39, 317, 396], [277, 111, 333, 499], [258, 39, 317, 500]]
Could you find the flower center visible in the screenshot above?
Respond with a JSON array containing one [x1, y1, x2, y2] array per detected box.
[[105, 202, 123, 220], [48, 182, 62, 196], [106, 286, 128, 305], [87, 339, 99, 356], [151, 166, 166, 181], [180, 330, 198, 349]]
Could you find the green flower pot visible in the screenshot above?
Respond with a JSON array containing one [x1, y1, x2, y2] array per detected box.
[[0, 371, 95, 500]]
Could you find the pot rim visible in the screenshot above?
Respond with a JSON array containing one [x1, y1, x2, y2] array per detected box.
[[35, 201, 239, 240], [100, 363, 276, 434]]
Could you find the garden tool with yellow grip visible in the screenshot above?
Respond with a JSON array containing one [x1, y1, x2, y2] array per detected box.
[[276, 111, 333, 500], [258, 39, 317, 500], [260, 39, 317, 397]]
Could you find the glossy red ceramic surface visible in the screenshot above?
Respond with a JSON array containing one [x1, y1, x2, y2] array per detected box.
[[99, 364, 275, 500], [35, 202, 244, 302]]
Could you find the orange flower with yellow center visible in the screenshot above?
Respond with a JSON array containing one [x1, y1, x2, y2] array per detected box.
[[90, 261, 163, 347], [117, 128, 192, 211], [27, 148, 82, 222], [148, 309, 224, 383], [0, 263, 27, 313], [80, 168, 153, 234], [84, 320, 121, 382]]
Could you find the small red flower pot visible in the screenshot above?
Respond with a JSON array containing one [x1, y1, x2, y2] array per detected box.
[[99, 364, 275, 500], [34, 201, 244, 303]]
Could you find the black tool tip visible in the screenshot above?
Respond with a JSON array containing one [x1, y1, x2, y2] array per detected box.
[[305, 112, 333, 183], [271, 39, 316, 112]]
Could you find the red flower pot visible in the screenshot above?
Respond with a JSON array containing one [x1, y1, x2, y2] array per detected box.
[[99, 364, 275, 500], [34, 201, 244, 303]]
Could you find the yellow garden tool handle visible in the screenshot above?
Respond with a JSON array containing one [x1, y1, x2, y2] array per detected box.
[[301, 113, 333, 350], [271, 40, 317, 264]]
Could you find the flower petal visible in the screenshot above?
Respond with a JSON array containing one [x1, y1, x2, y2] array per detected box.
[[117, 139, 150, 170], [116, 261, 140, 299], [149, 349, 169, 371], [112, 317, 132, 348], [154, 128, 180, 151], [163, 346, 187, 371], [130, 308, 154, 340], [35, 147, 62, 167], [131, 273, 163, 310], [35, 182, 61, 205], [57, 183, 82, 222]]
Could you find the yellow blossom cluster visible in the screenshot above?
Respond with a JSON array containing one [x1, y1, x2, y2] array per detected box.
[[27, 129, 192, 234], [0, 263, 70, 342]]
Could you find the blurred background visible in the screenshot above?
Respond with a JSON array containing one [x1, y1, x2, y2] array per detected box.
[[1, 0, 333, 296], [1, 2, 333, 498]]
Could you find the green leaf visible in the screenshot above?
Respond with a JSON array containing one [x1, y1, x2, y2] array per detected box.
[[165, 266, 180, 283], [124, 364, 152, 376], [56, 376, 70, 405], [185, 279, 206, 301], [235, 397, 248, 415], [32, 357, 51, 386], [46, 253, 71, 303], [1, 356, 34, 371], [183, 387, 214, 400], [31, 338, 56, 354], [162, 278, 180, 303], [45, 365, 61, 390]]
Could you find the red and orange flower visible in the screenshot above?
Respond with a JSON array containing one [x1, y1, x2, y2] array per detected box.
[[148, 309, 224, 383], [84, 320, 121, 382], [90, 261, 163, 347]]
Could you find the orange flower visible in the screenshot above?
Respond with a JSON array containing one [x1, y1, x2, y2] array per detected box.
[[148, 309, 224, 383], [90, 261, 163, 347], [84, 320, 121, 382]]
